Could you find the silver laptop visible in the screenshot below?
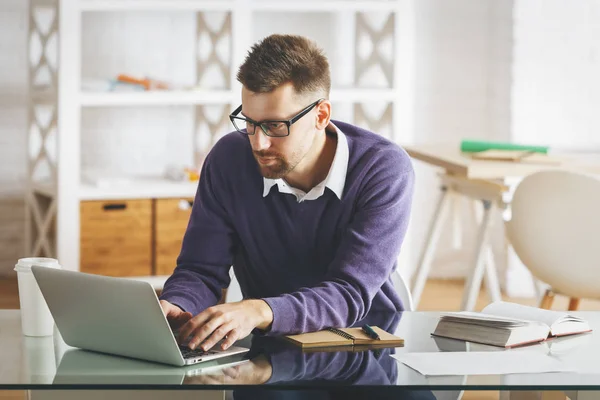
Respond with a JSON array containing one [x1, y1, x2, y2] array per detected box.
[[31, 267, 249, 366]]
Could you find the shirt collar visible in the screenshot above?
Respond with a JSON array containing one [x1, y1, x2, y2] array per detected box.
[[262, 121, 349, 200]]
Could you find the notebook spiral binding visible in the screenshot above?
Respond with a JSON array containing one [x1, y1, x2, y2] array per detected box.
[[327, 327, 354, 340]]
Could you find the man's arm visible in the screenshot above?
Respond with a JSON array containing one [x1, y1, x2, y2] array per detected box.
[[159, 147, 237, 316], [261, 148, 415, 335]]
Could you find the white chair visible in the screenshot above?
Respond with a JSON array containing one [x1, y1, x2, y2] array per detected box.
[[506, 170, 600, 310], [392, 269, 415, 311], [223, 268, 243, 303]]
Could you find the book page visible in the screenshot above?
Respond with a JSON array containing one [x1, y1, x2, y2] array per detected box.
[[482, 301, 570, 328]]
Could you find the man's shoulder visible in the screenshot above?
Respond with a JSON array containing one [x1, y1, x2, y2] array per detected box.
[[210, 130, 251, 155], [333, 120, 413, 175], [205, 131, 253, 169]]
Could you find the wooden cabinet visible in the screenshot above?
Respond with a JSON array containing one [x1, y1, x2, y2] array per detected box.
[[154, 198, 194, 276], [80, 199, 153, 277], [80, 197, 193, 277]]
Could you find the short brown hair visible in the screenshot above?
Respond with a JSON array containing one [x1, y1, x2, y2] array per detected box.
[[236, 34, 331, 98]]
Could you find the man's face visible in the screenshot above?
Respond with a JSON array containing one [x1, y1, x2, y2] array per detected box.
[[241, 83, 318, 179]]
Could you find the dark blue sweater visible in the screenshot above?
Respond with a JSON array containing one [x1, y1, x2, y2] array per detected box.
[[159, 120, 415, 335]]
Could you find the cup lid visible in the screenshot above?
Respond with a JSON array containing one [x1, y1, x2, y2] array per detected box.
[[15, 257, 62, 273]]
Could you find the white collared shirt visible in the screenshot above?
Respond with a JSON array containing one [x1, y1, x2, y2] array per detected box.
[[262, 122, 349, 203]]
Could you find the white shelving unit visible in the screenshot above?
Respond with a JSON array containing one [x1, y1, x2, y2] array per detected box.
[[79, 90, 236, 107], [26, 0, 415, 284]]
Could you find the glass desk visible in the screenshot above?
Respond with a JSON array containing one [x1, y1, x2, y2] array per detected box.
[[1, 310, 600, 399]]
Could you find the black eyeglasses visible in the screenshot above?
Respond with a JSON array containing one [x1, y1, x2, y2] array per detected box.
[[229, 99, 324, 138]]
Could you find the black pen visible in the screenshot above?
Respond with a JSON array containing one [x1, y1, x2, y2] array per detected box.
[[362, 324, 380, 340]]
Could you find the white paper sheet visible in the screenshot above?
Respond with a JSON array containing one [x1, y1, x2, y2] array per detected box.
[[391, 351, 575, 376]]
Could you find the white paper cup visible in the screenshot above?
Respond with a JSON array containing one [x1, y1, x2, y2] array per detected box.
[[14, 258, 62, 337]]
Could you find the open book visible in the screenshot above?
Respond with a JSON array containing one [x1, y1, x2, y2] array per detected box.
[[285, 326, 404, 350], [432, 301, 592, 348]]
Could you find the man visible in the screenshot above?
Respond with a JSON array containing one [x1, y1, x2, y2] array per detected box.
[[159, 34, 415, 353]]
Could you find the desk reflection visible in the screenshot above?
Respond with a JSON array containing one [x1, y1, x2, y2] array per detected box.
[[185, 312, 435, 399]]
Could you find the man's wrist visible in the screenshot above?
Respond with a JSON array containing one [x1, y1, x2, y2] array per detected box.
[[247, 299, 273, 331]]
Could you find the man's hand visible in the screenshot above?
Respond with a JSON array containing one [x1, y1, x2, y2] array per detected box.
[[160, 300, 193, 330], [177, 299, 273, 351]]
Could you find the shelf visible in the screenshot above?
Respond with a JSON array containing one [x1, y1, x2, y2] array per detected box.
[[33, 178, 198, 200], [79, 88, 396, 107], [80, 90, 237, 107], [79, 178, 199, 200], [80, 0, 235, 11], [80, 0, 400, 12]]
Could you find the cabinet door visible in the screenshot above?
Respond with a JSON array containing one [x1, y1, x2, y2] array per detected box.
[[80, 200, 152, 277], [154, 198, 194, 276]]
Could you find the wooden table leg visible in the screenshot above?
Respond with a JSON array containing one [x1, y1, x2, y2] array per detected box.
[[568, 297, 581, 311], [539, 289, 555, 309]]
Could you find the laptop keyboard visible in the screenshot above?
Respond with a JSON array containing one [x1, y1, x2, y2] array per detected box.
[[178, 345, 219, 359], [172, 329, 221, 359]]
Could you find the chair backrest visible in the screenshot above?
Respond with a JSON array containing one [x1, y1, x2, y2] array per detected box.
[[392, 269, 414, 311], [224, 268, 243, 303], [506, 170, 600, 300]]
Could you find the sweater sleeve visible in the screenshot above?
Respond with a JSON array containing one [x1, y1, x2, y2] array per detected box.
[[158, 149, 237, 316], [261, 149, 415, 335]]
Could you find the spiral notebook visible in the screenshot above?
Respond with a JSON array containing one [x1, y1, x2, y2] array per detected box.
[[284, 326, 404, 349]]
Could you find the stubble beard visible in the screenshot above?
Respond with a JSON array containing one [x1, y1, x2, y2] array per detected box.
[[254, 140, 311, 179], [253, 151, 291, 179], [258, 158, 290, 179]]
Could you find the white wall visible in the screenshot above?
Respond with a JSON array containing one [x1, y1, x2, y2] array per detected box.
[[505, 0, 600, 296], [512, 0, 600, 147], [406, 0, 513, 281], [0, 0, 28, 276]]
